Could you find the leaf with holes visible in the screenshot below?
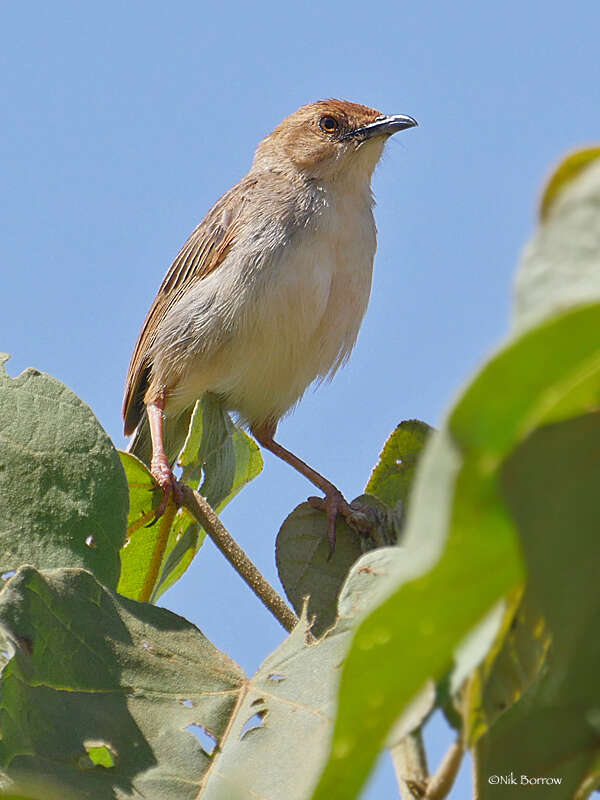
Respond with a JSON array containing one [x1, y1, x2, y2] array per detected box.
[[0, 566, 244, 800], [0, 559, 406, 800], [198, 613, 353, 800], [0, 355, 127, 590]]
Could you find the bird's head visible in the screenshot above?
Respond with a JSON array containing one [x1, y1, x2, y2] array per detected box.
[[253, 99, 417, 184]]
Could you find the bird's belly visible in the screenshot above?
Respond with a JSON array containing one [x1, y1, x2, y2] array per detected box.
[[172, 203, 376, 425]]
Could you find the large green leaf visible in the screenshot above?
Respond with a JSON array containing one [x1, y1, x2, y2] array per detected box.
[[199, 614, 351, 799], [0, 567, 244, 799], [474, 414, 600, 797], [312, 149, 600, 799], [312, 303, 600, 800], [311, 423, 523, 800], [0, 556, 412, 800], [0, 356, 127, 590]]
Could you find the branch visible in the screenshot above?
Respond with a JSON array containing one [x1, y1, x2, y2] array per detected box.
[[424, 739, 464, 800], [181, 485, 299, 633], [390, 729, 429, 799]]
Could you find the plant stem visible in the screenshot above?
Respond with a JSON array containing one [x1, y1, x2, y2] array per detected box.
[[138, 497, 176, 603], [424, 739, 464, 800], [391, 729, 429, 799], [181, 486, 299, 633]]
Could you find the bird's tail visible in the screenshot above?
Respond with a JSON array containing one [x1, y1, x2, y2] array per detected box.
[[126, 405, 195, 469]]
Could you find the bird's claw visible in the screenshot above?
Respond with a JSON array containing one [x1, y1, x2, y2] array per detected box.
[[147, 459, 183, 525], [308, 489, 351, 556]]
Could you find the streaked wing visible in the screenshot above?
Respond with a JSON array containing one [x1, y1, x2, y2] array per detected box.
[[122, 177, 256, 434]]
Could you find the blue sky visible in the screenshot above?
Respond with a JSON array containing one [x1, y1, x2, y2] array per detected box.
[[3, 2, 599, 796]]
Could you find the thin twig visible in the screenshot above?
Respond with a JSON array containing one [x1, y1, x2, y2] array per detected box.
[[139, 497, 176, 603], [424, 739, 464, 800], [181, 485, 299, 633], [391, 729, 430, 799]]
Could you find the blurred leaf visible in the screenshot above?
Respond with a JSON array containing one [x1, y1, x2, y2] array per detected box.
[[474, 414, 600, 797], [0, 566, 244, 800], [313, 153, 600, 800], [540, 147, 600, 220], [466, 587, 549, 745], [179, 395, 263, 511], [314, 303, 600, 800], [514, 154, 600, 333], [365, 419, 433, 509], [0, 355, 127, 590], [311, 422, 524, 800]]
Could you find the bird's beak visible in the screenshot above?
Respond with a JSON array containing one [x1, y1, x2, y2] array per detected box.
[[344, 114, 418, 141]]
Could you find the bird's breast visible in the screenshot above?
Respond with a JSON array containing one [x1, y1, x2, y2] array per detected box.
[[167, 184, 377, 425]]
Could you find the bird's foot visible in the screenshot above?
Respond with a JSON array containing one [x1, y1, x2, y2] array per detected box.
[[148, 457, 183, 524], [308, 489, 352, 555]]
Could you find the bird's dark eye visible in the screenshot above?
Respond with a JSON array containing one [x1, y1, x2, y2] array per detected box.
[[319, 116, 339, 134]]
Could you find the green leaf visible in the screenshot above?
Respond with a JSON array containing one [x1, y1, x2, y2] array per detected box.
[[179, 395, 263, 512], [365, 419, 433, 509], [276, 421, 430, 640], [199, 561, 436, 800], [0, 562, 405, 800], [199, 614, 352, 800], [277, 493, 403, 638], [0, 355, 127, 590], [116, 452, 205, 603], [116, 451, 163, 599], [474, 414, 600, 797], [312, 304, 600, 800], [117, 396, 263, 603], [275, 502, 364, 637], [0, 567, 244, 800], [312, 146, 600, 798], [149, 509, 202, 601], [311, 420, 524, 800]]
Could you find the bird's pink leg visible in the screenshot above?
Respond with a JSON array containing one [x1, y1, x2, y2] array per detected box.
[[252, 422, 350, 551], [147, 393, 183, 518]]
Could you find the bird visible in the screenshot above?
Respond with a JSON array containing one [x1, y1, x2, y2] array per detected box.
[[123, 99, 417, 546]]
